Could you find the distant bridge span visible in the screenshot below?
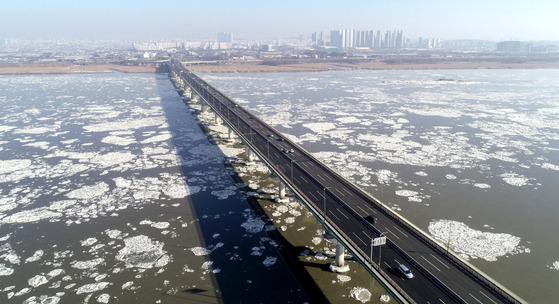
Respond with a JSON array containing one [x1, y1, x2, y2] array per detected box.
[[168, 61, 526, 304]]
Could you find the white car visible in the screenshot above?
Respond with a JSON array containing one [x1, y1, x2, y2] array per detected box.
[[398, 264, 413, 279]]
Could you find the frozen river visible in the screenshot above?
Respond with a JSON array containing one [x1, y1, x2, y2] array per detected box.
[[0, 73, 308, 303], [202, 68, 559, 303]]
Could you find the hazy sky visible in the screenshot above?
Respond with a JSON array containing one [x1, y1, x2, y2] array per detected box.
[[1, 0, 558, 41]]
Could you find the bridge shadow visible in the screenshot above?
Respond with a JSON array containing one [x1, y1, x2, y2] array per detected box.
[[155, 74, 315, 303]]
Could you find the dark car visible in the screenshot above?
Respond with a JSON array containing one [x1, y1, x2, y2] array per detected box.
[[365, 215, 377, 224]]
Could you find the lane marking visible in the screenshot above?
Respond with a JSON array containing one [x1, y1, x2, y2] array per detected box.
[[300, 176, 309, 184], [478, 291, 499, 304], [385, 228, 400, 240], [308, 192, 318, 201], [342, 187, 354, 197], [429, 254, 451, 269], [356, 205, 368, 215], [420, 255, 441, 272], [330, 211, 341, 222], [391, 226, 409, 238], [362, 230, 372, 240], [364, 204, 375, 213], [469, 294, 484, 304], [334, 188, 346, 197], [336, 208, 349, 220], [352, 232, 366, 246]]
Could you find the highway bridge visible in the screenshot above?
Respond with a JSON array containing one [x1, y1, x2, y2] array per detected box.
[[167, 61, 526, 304]]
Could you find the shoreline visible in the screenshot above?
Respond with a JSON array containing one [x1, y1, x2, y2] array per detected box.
[[2, 59, 559, 75]]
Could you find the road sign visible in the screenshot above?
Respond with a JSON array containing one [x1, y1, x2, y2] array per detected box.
[[372, 236, 386, 246]]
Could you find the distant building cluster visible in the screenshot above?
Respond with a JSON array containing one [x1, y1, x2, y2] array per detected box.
[[496, 41, 557, 53], [336, 30, 402, 49], [312, 29, 406, 49]]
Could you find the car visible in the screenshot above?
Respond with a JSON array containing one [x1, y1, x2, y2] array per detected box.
[[277, 137, 284, 141], [289, 149, 294, 153], [283, 149, 289, 153], [268, 134, 274, 137], [398, 264, 413, 279], [365, 215, 377, 224]]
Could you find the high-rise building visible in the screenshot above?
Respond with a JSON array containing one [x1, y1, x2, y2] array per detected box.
[[217, 32, 233, 43], [328, 29, 403, 50]]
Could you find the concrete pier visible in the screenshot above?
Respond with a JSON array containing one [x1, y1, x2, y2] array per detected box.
[[214, 112, 222, 125], [246, 147, 255, 162], [278, 181, 286, 199], [228, 127, 234, 139], [335, 242, 346, 267], [201, 100, 209, 113]]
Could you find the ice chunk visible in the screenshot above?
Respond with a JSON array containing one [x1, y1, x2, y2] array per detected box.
[[75, 282, 110, 294], [350, 287, 371, 303], [116, 235, 169, 269], [428, 220, 527, 261]]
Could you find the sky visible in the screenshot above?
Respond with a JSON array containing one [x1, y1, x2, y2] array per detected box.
[[1, 0, 558, 41]]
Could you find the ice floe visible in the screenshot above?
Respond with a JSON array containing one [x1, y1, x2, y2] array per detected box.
[[262, 256, 277, 267], [75, 282, 110, 295], [28, 275, 49, 288], [428, 220, 528, 261], [350, 286, 371, 303], [116, 235, 170, 269]]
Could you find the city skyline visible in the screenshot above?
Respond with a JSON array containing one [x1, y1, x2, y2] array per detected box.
[[1, 0, 558, 42]]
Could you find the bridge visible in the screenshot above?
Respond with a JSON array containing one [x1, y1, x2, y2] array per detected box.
[[167, 61, 526, 304]]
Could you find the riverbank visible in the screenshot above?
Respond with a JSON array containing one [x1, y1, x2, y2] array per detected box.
[[2, 57, 559, 75], [0, 62, 158, 74]]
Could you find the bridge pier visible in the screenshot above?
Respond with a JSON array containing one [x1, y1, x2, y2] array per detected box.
[[278, 181, 286, 200], [228, 126, 234, 139], [201, 100, 209, 113], [214, 112, 222, 125], [191, 91, 200, 103], [181, 86, 192, 98], [246, 147, 255, 162], [335, 242, 346, 267]]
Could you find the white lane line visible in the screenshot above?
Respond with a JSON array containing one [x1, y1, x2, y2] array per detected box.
[[429, 254, 451, 269], [330, 211, 341, 222], [385, 228, 400, 240], [478, 291, 499, 304], [308, 192, 318, 201], [469, 294, 484, 304], [364, 204, 375, 213], [420, 255, 441, 272], [391, 226, 409, 238], [352, 232, 366, 246], [438, 299, 447, 304], [342, 187, 354, 197], [362, 230, 373, 240], [334, 188, 346, 197], [300, 176, 309, 184], [336, 208, 349, 220], [356, 205, 368, 215]]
